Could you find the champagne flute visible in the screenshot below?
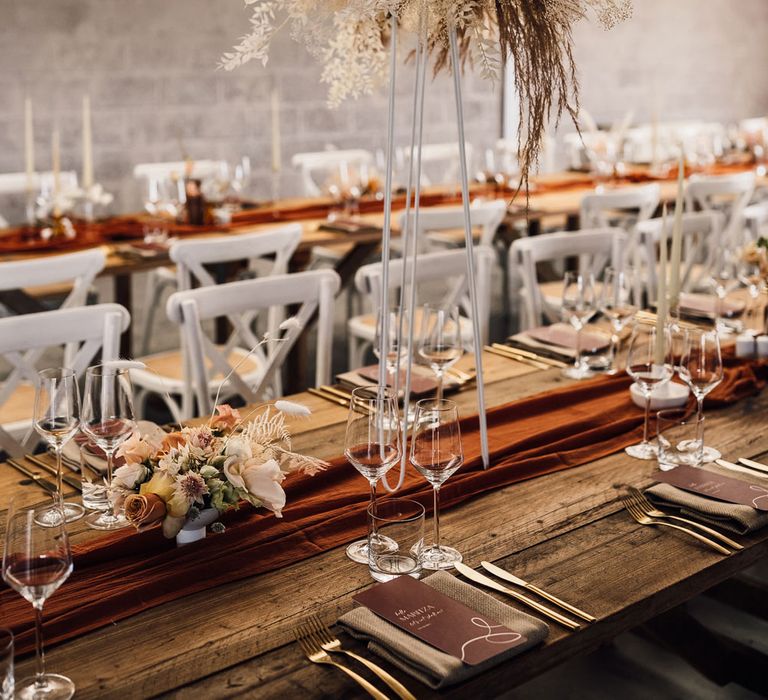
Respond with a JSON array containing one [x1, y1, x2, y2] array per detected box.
[[80, 365, 136, 530], [409, 398, 464, 570], [3, 499, 74, 700], [33, 368, 84, 526], [561, 272, 597, 379], [600, 267, 638, 374], [678, 329, 724, 463], [625, 323, 673, 460], [417, 304, 463, 402], [344, 386, 402, 563]]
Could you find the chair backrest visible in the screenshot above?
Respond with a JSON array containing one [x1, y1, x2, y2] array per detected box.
[[399, 142, 474, 186], [354, 247, 495, 344], [0, 171, 79, 195], [133, 160, 227, 181], [509, 228, 626, 329], [636, 211, 725, 301], [290, 149, 373, 197], [744, 199, 768, 240], [580, 184, 660, 231], [685, 171, 755, 248], [0, 303, 130, 453], [165, 269, 340, 416], [397, 200, 507, 248]]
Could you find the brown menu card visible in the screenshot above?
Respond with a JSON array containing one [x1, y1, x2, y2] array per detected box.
[[654, 466, 768, 511], [353, 575, 528, 665]]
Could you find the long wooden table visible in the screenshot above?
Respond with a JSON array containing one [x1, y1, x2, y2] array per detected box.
[[3, 348, 768, 698]]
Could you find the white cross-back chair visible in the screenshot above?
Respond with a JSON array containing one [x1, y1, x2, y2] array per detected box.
[[744, 200, 768, 241], [0, 248, 106, 362], [685, 171, 755, 249], [290, 149, 373, 197], [347, 247, 494, 369], [165, 269, 340, 418], [637, 211, 725, 302], [398, 142, 474, 187], [509, 228, 627, 330], [0, 303, 129, 455], [131, 224, 303, 422]]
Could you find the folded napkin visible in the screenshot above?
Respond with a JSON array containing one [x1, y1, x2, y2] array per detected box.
[[679, 293, 745, 318], [645, 482, 768, 535], [510, 323, 610, 360], [338, 571, 548, 689]]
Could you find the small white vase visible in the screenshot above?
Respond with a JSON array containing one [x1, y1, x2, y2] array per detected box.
[[176, 508, 219, 547]]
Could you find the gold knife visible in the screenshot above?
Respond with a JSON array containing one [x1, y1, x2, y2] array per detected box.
[[715, 458, 768, 479], [24, 454, 83, 493], [307, 387, 348, 407], [484, 346, 548, 370], [480, 561, 596, 623], [492, 343, 568, 369], [320, 385, 354, 402], [738, 457, 768, 475], [6, 458, 58, 494], [454, 562, 581, 630]]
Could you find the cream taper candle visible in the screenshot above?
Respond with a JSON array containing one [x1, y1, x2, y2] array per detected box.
[[24, 97, 34, 191], [668, 151, 684, 308], [270, 88, 281, 173], [655, 204, 668, 365], [82, 95, 94, 190]]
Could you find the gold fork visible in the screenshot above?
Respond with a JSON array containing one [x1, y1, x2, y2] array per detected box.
[[294, 626, 391, 700], [304, 615, 416, 700], [627, 487, 743, 551], [621, 495, 731, 555]]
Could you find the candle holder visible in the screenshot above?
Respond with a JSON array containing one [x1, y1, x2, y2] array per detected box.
[[40, 213, 77, 242]]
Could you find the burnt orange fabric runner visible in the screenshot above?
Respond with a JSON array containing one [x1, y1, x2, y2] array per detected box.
[[1, 357, 766, 655]]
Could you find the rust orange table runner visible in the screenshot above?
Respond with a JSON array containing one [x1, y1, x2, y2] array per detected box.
[[1, 356, 766, 655]]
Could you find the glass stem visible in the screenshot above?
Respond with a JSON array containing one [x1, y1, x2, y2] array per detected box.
[[574, 325, 583, 371], [643, 393, 651, 445], [610, 327, 620, 371], [369, 480, 378, 537], [696, 395, 705, 462], [55, 444, 63, 500], [436, 370, 444, 402], [433, 485, 441, 549], [33, 602, 46, 688], [105, 449, 115, 519]]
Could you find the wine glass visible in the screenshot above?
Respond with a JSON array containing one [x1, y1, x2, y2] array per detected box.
[[600, 267, 638, 374], [625, 323, 673, 460], [344, 386, 402, 563], [373, 309, 409, 420], [410, 398, 464, 570], [80, 365, 136, 530], [709, 250, 740, 333], [417, 304, 463, 402], [738, 259, 764, 334], [33, 368, 84, 526], [3, 499, 74, 699], [561, 272, 597, 379], [678, 329, 724, 463]]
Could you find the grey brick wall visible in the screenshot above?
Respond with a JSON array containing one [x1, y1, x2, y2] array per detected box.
[[0, 0, 501, 216]]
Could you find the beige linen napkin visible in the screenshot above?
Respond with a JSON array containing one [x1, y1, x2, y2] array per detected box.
[[337, 571, 549, 689], [645, 482, 768, 535]]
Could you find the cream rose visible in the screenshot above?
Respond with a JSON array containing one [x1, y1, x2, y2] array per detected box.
[[224, 458, 286, 517]]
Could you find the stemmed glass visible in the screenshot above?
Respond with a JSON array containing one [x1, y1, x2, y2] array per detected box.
[[344, 386, 402, 564], [561, 272, 597, 379], [3, 499, 74, 699], [625, 323, 673, 460], [80, 365, 136, 530], [417, 304, 463, 402], [600, 267, 638, 374], [409, 398, 464, 570], [678, 329, 724, 463], [373, 309, 410, 429], [738, 260, 764, 334], [33, 368, 84, 526], [710, 250, 740, 333]]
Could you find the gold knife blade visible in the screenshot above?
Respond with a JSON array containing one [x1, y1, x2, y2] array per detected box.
[[737, 457, 768, 475], [454, 562, 581, 630], [307, 387, 348, 407], [6, 458, 58, 494], [24, 454, 83, 493], [480, 561, 596, 623], [484, 346, 548, 370], [492, 343, 567, 368]]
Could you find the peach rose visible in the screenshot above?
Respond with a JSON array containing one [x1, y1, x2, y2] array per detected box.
[[162, 432, 186, 451], [124, 493, 166, 530], [211, 404, 242, 431]]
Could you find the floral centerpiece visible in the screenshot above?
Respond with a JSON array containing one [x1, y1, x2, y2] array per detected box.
[[111, 402, 327, 538]]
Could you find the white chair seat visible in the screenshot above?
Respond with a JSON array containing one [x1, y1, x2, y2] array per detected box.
[[347, 312, 475, 346]]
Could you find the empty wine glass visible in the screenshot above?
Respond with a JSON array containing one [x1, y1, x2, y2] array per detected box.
[[33, 368, 83, 526], [3, 499, 74, 700], [738, 259, 764, 334], [678, 329, 724, 463], [561, 272, 597, 379], [710, 250, 740, 333], [625, 323, 673, 460], [417, 304, 463, 401], [80, 365, 136, 530], [374, 309, 409, 390], [600, 267, 638, 374], [410, 398, 464, 570], [344, 386, 402, 563]]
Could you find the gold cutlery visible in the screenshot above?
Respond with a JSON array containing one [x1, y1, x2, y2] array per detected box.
[[491, 343, 568, 369], [484, 345, 549, 370], [308, 387, 349, 408], [737, 457, 768, 475], [715, 458, 768, 480], [479, 561, 596, 623], [621, 494, 731, 555], [24, 454, 82, 493], [445, 367, 475, 384], [6, 458, 58, 495], [320, 385, 355, 402], [454, 562, 581, 630], [626, 487, 742, 551], [294, 626, 391, 700], [301, 614, 415, 700]]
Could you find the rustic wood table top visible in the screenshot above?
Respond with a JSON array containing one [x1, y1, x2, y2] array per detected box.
[[3, 346, 767, 699]]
